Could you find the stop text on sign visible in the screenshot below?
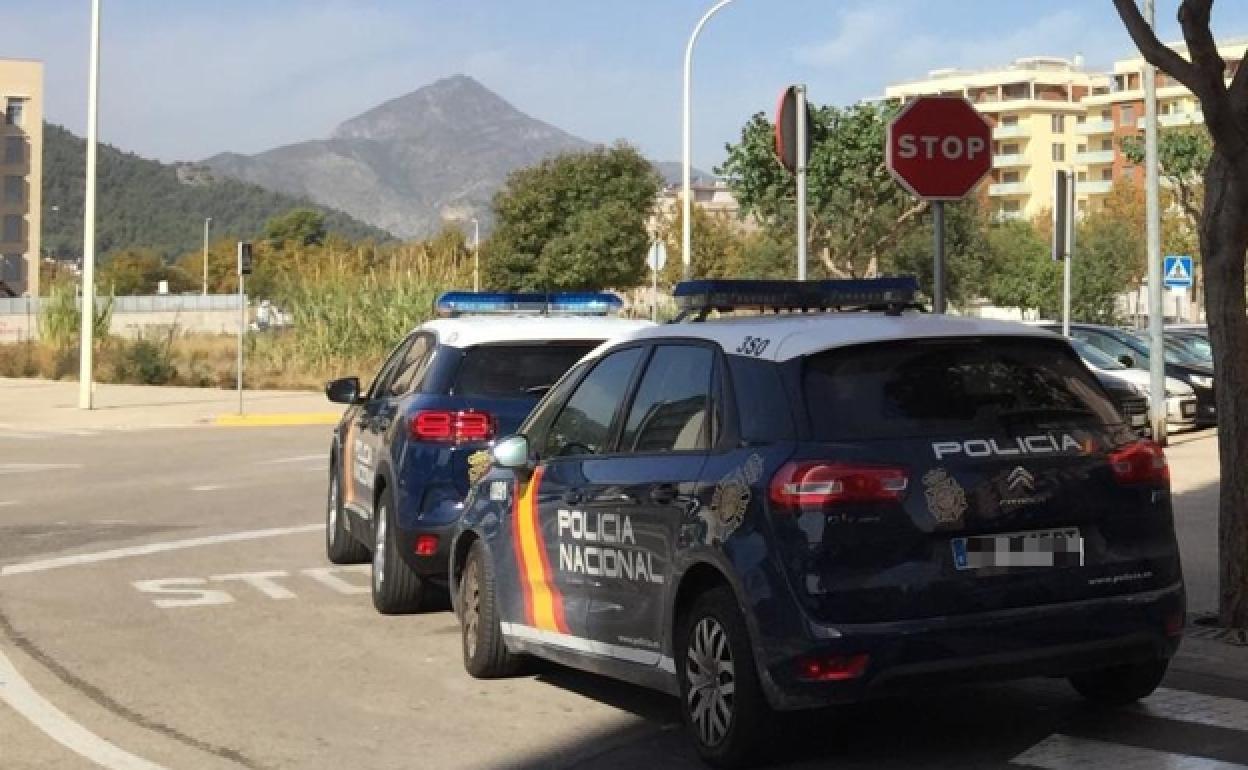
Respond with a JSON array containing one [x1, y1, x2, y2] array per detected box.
[[895, 134, 987, 162]]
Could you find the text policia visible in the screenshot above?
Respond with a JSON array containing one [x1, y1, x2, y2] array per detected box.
[[557, 509, 664, 584]]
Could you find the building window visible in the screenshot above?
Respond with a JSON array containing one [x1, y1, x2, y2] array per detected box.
[[2, 214, 22, 243], [1120, 105, 1136, 126], [1002, 171, 1020, 184], [3, 176, 22, 204], [1052, 144, 1066, 162], [5, 99, 25, 127], [1002, 143, 1019, 155], [0, 254, 25, 283], [1101, 168, 1113, 181], [1101, 138, 1114, 151], [1077, 172, 1088, 182], [1001, 114, 1018, 127], [1077, 144, 1087, 153], [4, 137, 24, 164], [1051, 114, 1066, 132], [1003, 200, 1021, 213]]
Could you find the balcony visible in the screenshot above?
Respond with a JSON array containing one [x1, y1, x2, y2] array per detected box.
[[993, 210, 1026, 223], [1080, 179, 1113, 195], [1076, 119, 1114, 135], [1136, 113, 1205, 129], [992, 124, 1030, 139], [989, 182, 1029, 196], [993, 153, 1028, 168], [1075, 149, 1116, 165]]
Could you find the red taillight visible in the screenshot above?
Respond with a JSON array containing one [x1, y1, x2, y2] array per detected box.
[[411, 410, 495, 443], [796, 653, 870, 682], [1109, 440, 1169, 485], [769, 462, 908, 509], [414, 535, 439, 556]]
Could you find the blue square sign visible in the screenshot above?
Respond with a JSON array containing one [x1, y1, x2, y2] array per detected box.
[[1164, 256, 1193, 289]]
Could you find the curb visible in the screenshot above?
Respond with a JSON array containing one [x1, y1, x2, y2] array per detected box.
[[212, 413, 341, 427]]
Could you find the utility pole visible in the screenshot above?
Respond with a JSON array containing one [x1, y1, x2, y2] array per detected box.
[[795, 85, 808, 281], [471, 217, 480, 292], [1144, 0, 1167, 445], [202, 217, 212, 295], [78, 0, 102, 410]]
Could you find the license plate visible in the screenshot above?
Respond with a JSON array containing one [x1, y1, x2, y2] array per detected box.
[[1130, 414, 1148, 426], [1182, 402, 1197, 417], [952, 527, 1083, 571]]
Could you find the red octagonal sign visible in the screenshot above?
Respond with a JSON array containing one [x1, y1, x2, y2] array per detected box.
[[887, 96, 993, 200]]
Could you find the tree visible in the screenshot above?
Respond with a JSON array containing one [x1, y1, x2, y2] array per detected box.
[[99, 248, 193, 295], [484, 143, 661, 291], [1112, 0, 1248, 627], [982, 220, 1061, 315], [892, 199, 995, 306], [717, 102, 926, 278], [655, 206, 792, 285], [264, 209, 328, 248]]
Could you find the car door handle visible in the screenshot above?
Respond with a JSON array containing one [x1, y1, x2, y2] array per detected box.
[[563, 489, 584, 505], [650, 484, 677, 505]]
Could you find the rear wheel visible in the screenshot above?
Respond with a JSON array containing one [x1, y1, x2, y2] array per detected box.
[[1069, 658, 1169, 706], [676, 586, 770, 769], [459, 539, 520, 678], [370, 487, 425, 614], [325, 461, 367, 565]]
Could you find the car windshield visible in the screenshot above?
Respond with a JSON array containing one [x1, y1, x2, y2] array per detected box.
[[803, 337, 1119, 440], [1169, 334, 1213, 364], [1122, 330, 1205, 366], [453, 342, 600, 398], [1071, 338, 1125, 370]]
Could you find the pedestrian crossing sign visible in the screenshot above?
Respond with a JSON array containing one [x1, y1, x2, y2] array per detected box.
[[1164, 256, 1193, 289]]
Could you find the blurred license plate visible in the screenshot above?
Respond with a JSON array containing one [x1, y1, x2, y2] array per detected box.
[[1131, 414, 1148, 426], [1182, 402, 1197, 417], [952, 527, 1083, 570]]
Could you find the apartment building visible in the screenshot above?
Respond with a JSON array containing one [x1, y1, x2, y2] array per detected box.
[[1080, 40, 1244, 199], [885, 57, 1105, 222], [0, 59, 42, 297]]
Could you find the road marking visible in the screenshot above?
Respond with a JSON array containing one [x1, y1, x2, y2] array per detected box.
[[1138, 687, 1248, 732], [132, 579, 235, 609], [0, 501, 17, 508], [0, 648, 167, 770], [189, 485, 224, 492], [261, 454, 324, 465], [301, 566, 370, 595], [0, 524, 321, 577], [1012, 733, 1248, 768], [209, 571, 297, 600], [134, 566, 369, 607], [0, 463, 82, 475]]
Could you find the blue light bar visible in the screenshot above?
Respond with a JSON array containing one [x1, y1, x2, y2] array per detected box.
[[673, 277, 919, 313], [435, 291, 624, 317]]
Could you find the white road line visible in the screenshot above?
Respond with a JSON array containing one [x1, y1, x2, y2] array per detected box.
[[0, 501, 17, 508], [0, 463, 83, 475], [0, 524, 321, 577], [189, 485, 224, 492], [1012, 734, 1248, 769], [0, 648, 167, 770], [1139, 688, 1248, 732], [261, 454, 324, 465]]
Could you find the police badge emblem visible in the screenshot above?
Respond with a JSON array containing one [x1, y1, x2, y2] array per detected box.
[[467, 450, 492, 486], [703, 454, 765, 545], [923, 468, 967, 524]]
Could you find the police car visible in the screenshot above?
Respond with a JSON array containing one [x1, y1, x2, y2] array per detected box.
[[448, 279, 1184, 767], [323, 292, 652, 614]]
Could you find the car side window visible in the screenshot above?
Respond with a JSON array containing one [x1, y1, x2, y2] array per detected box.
[[388, 334, 434, 397], [619, 345, 714, 453], [543, 347, 645, 459], [367, 335, 415, 400]]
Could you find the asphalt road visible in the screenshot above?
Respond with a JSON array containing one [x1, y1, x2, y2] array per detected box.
[[1, 424, 1246, 770]]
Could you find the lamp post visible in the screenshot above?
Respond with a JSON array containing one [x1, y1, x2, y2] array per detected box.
[[78, 0, 101, 410], [202, 217, 212, 295], [681, 0, 735, 281], [471, 217, 480, 292]]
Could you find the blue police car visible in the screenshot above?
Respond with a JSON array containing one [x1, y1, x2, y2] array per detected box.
[[449, 279, 1184, 767], [323, 292, 652, 614]]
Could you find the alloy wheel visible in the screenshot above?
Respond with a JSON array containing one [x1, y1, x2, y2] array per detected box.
[[685, 616, 735, 748]]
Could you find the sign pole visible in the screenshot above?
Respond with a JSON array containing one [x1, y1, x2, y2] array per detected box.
[[652, 264, 659, 322], [932, 201, 945, 313], [796, 85, 808, 281], [237, 272, 245, 415], [1062, 172, 1076, 337]]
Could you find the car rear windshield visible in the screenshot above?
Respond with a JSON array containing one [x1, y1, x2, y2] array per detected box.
[[802, 337, 1120, 440], [454, 342, 601, 398]]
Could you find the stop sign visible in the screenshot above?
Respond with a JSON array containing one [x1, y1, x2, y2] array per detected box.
[[887, 96, 992, 199]]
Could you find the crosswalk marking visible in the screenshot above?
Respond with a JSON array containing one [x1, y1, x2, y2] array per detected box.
[[1138, 688, 1248, 732], [1013, 734, 1248, 769], [0, 463, 82, 475]]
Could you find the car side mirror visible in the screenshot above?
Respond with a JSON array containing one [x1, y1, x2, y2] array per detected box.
[[492, 435, 534, 474], [1118, 354, 1136, 368], [326, 376, 363, 405]]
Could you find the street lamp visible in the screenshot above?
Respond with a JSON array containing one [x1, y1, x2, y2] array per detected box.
[[471, 217, 480, 292], [681, 0, 735, 281], [78, 0, 101, 410], [202, 217, 212, 295]]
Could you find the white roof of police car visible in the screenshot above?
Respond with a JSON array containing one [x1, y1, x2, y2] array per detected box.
[[419, 316, 653, 349], [586, 312, 1061, 363]]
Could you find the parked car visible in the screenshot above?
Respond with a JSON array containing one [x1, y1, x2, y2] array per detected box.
[[1069, 338, 1198, 430]]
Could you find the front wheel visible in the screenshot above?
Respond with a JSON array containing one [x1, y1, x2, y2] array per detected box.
[[459, 539, 520, 678], [1069, 658, 1169, 706], [326, 461, 367, 565], [676, 586, 770, 769], [370, 487, 425, 614]]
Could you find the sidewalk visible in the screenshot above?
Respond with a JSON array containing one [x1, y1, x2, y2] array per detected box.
[[0, 377, 342, 429]]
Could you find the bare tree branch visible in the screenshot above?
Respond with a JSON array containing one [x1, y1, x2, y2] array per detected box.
[[1111, 0, 1202, 93], [1228, 46, 1248, 108], [1177, 0, 1231, 97]]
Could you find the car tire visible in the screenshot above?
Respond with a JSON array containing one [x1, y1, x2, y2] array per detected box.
[[459, 539, 520, 678], [676, 585, 770, 769], [370, 486, 425, 614], [1069, 658, 1169, 706], [326, 460, 368, 565]]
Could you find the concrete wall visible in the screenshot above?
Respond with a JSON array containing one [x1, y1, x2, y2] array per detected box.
[[0, 294, 248, 342]]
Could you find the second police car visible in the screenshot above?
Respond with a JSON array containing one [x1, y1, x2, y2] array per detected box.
[[324, 292, 651, 613], [449, 279, 1184, 768]]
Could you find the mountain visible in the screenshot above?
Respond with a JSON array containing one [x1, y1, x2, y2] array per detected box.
[[41, 124, 391, 262], [204, 76, 709, 239]]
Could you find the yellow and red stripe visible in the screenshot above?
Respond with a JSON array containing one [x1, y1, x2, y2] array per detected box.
[[510, 467, 569, 634]]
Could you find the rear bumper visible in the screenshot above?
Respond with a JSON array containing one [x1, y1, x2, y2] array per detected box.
[[759, 582, 1185, 711]]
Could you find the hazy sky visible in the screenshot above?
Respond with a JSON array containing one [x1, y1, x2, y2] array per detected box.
[[6, 1, 1248, 170]]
